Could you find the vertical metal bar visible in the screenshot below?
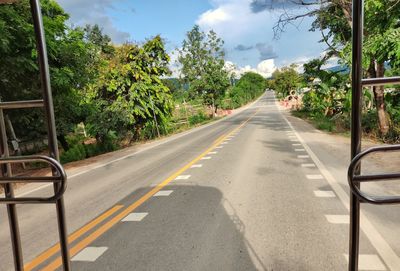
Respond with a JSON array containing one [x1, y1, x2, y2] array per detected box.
[[29, 0, 71, 270], [0, 107, 24, 271], [349, 0, 364, 270]]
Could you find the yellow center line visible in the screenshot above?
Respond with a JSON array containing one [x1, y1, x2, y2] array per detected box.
[[40, 108, 259, 271], [24, 205, 124, 271]]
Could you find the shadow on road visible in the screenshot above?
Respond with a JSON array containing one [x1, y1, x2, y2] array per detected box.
[[73, 184, 264, 271]]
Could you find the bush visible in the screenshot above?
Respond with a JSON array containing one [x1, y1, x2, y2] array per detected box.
[[189, 112, 208, 126], [60, 144, 86, 164], [60, 132, 119, 164]]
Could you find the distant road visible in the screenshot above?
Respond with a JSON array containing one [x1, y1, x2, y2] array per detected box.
[[1, 92, 399, 271]]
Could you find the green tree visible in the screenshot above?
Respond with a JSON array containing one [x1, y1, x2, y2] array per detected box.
[[271, 0, 400, 136], [179, 25, 230, 114], [270, 65, 302, 98], [229, 72, 266, 108], [86, 36, 173, 141], [0, 0, 102, 150]]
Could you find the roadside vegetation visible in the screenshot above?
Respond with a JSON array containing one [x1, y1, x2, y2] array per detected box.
[[0, 0, 267, 165], [267, 0, 400, 142]]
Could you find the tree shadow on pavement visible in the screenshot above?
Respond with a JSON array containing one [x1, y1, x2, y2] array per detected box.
[[70, 184, 312, 271]]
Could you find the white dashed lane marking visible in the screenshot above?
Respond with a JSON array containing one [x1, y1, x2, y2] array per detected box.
[[297, 155, 310, 159], [325, 215, 349, 224], [314, 190, 336, 198], [302, 163, 316, 168], [201, 156, 212, 160], [208, 151, 218, 154], [344, 254, 386, 270], [295, 149, 306, 152], [306, 174, 324, 180], [215, 146, 223, 149], [72, 247, 108, 262], [175, 175, 191, 180], [122, 212, 148, 222], [191, 164, 203, 168], [292, 143, 302, 146], [153, 190, 173, 197]]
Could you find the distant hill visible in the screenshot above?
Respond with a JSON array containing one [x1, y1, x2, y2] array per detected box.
[[325, 65, 349, 73]]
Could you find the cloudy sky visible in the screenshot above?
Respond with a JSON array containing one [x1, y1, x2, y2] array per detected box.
[[57, 0, 328, 77]]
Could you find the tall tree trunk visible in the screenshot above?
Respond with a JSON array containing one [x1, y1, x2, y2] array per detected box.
[[373, 62, 389, 136]]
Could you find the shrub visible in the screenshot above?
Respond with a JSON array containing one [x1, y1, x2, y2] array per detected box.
[[60, 144, 86, 164], [189, 112, 208, 126]]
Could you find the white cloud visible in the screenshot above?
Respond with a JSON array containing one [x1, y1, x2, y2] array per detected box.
[[58, 0, 131, 43], [197, 8, 231, 26], [225, 59, 276, 78]]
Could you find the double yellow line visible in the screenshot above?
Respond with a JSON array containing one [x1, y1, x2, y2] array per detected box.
[[26, 109, 259, 271]]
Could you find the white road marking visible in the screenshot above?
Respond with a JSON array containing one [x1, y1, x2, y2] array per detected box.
[[314, 190, 336, 198], [154, 190, 174, 196], [72, 247, 108, 262], [292, 143, 302, 146], [201, 156, 212, 160], [344, 254, 386, 270], [221, 142, 228, 144], [295, 149, 306, 152], [215, 146, 223, 149], [191, 164, 203, 168], [297, 155, 310, 159], [11, 95, 266, 198], [325, 215, 349, 224], [175, 175, 191, 180], [290, 139, 299, 142], [280, 105, 400, 270], [306, 174, 324, 180], [302, 163, 316, 168], [208, 151, 218, 154], [122, 212, 148, 222]]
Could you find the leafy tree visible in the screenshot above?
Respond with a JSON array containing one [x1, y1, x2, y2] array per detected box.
[[86, 36, 173, 141], [0, 0, 103, 150], [270, 65, 302, 97], [269, 0, 400, 136], [229, 72, 266, 108], [179, 25, 230, 114]]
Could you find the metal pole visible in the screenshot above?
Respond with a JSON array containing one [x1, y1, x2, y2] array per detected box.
[[349, 0, 364, 270], [0, 106, 23, 271], [29, 0, 70, 269]]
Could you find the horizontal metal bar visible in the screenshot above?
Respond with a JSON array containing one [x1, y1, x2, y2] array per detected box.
[[0, 155, 67, 204], [362, 76, 400, 87], [0, 176, 61, 183], [0, 100, 44, 110], [348, 144, 400, 204], [0, 196, 58, 204], [353, 173, 400, 182]]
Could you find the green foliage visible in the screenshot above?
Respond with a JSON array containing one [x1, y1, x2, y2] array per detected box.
[[60, 144, 86, 164], [85, 36, 173, 140], [0, 0, 106, 146], [179, 25, 230, 112], [188, 112, 208, 126], [269, 65, 302, 98], [228, 72, 266, 108]]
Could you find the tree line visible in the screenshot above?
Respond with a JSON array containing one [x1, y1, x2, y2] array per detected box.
[[268, 0, 400, 141], [0, 0, 267, 163]]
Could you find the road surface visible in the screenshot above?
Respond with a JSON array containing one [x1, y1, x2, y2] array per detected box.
[[1, 92, 400, 270]]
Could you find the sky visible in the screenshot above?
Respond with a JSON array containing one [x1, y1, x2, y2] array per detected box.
[[57, 0, 330, 77]]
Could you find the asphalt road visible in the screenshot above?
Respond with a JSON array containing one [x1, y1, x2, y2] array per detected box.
[[1, 92, 400, 271]]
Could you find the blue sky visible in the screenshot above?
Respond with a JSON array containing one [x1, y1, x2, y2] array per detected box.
[[58, 0, 329, 77]]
